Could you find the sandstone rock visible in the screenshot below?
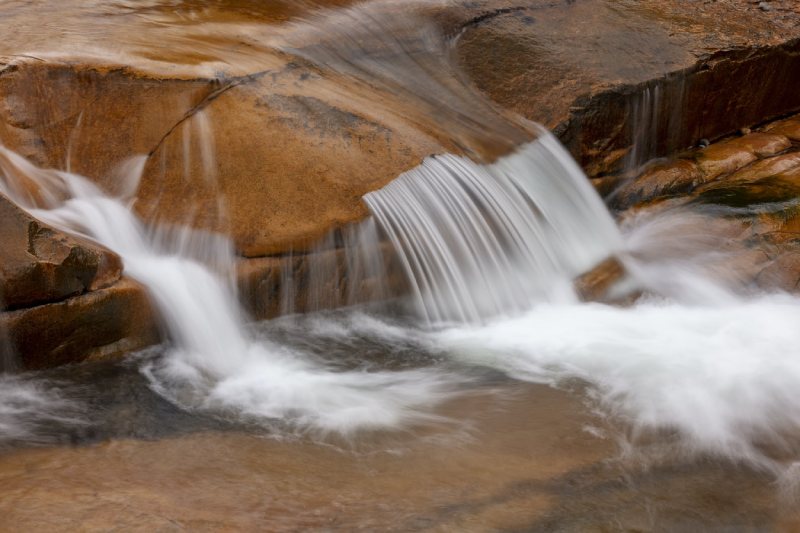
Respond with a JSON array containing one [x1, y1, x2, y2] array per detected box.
[[0, 278, 159, 370], [0, 193, 121, 310], [237, 241, 407, 319], [756, 252, 800, 292]]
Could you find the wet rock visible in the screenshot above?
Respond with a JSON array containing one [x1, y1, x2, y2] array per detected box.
[[695, 152, 800, 207], [717, 152, 800, 185], [455, 1, 800, 176], [0, 193, 121, 310], [765, 117, 800, 141], [237, 241, 407, 319], [611, 160, 702, 209], [0, 278, 159, 370], [137, 69, 442, 256], [756, 252, 800, 291], [695, 139, 761, 181], [574, 257, 628, 303]]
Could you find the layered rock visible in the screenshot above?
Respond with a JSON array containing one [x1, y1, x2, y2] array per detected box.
[[589, 112, 800, 299]]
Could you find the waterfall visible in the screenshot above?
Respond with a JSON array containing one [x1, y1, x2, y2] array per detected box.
[[364, 129, 622, 324], [0, 145, 455, 434]]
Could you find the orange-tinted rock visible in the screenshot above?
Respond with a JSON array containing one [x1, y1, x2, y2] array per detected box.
[[573, 257, 628, 303], [0, 278, 160, 370], [0, 62, 216, 187], [0, 193, 122, 310], [695, 151, 800, 207], [455, 1, 800, 175], [612, 160, 702, 209], [728, 133, 791, 158], [696, 142, 759, 181], [756, 252, 800, 292], [720, 152, 800, 185], [765, 117, 800, 142], [137, 69, 443, 256], [237, 241, 407, 319]]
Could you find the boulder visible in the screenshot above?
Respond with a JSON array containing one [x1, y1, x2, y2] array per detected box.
[[0, 277, 159, 370]]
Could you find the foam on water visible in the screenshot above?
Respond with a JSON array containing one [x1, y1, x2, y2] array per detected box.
[[0, 375, 84, 447]]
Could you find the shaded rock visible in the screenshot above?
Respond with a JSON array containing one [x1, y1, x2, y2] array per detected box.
[[0, 193, 121, 310], [0, 278, 159, 370], [237, 241, 407, 319]]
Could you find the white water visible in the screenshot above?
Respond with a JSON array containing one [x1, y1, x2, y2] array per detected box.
[[365, 129, 622, 323], [0, 375, 84, 447], [0, 146, 455, 435]]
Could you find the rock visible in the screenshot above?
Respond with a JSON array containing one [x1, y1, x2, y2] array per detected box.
[[695, 151, 800, 206], [0, 193, 122, 310], [695, 142, 758, 182], [765, 117, 800, 141], [756, 253, 800, 292], [716, 152, 800, 185], [137, 68, 443, 256], [237, 240, 407, 319], [454, 0, 800, 176], [573, 257, 629, 303], [611, 159, 702, 209], [0, 278, 159, 370]]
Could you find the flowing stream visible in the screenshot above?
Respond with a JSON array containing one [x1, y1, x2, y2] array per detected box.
[[1, 1, 800, 528]]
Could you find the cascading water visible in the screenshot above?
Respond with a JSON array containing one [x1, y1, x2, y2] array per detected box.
[[364, 129, 622, 324], [0, 145, 455, 434]]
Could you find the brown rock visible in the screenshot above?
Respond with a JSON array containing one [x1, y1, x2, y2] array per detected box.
[[573, 257, 628, 303], [719, 152, 800, 185], [237, 241, 407, 319], [731, 132, 791, 158], [455, 1, 800, 175], [756, 252, 800, 292], [0, 277, 160, 370], [765, 117, 800, 142], [695, 141, 759, 181], [0, 193, 122, 310], [137, 67, 443, 256], [612, 159, 702, 209]]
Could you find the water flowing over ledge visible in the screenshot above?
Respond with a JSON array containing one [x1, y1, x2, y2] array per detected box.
[[364, 130, 622, 324]]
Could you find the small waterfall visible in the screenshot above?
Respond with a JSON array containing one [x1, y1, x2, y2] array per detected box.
[[623, 77, 688, 173], [0, 145, 455, 433], [364, 129, 623, 324]]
